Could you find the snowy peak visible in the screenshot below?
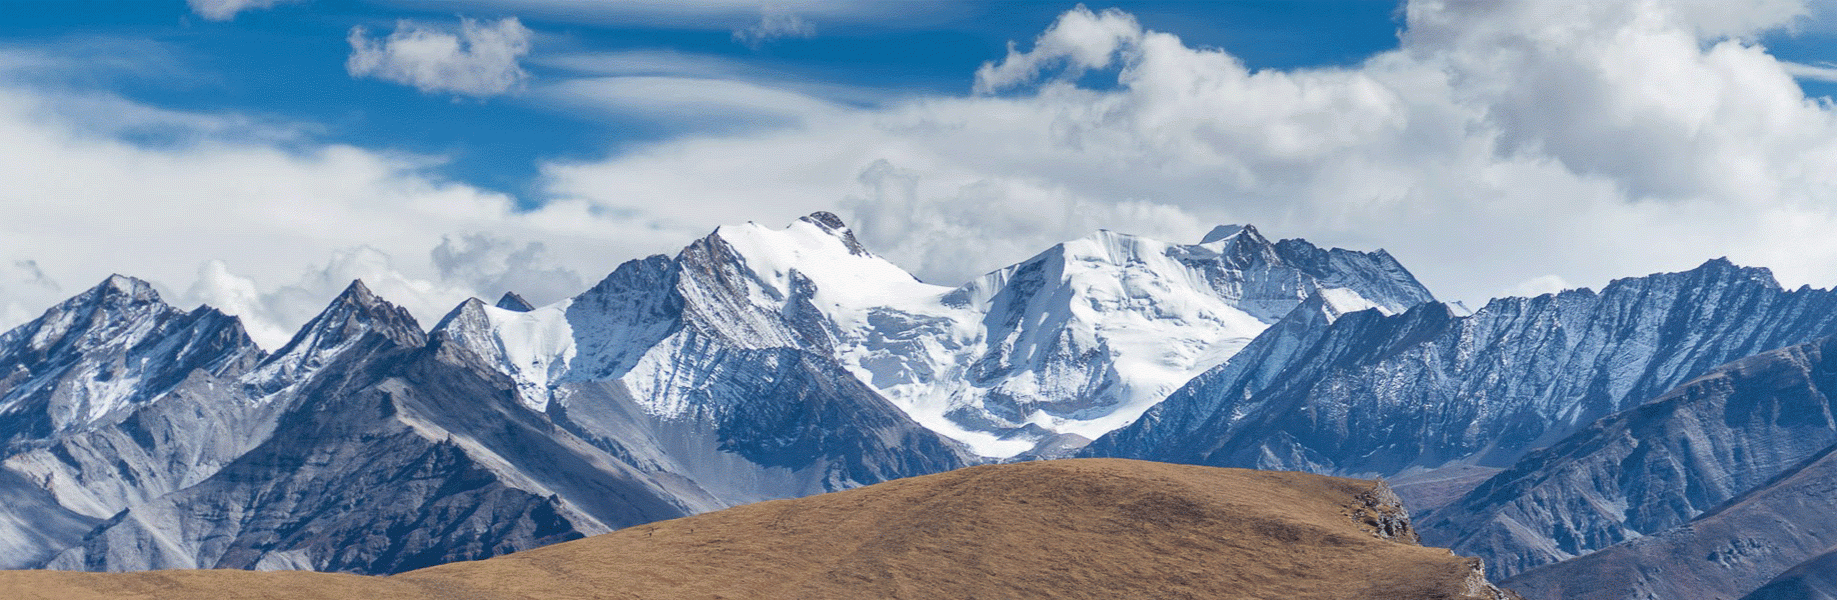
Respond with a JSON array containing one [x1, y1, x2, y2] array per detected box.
[[94, 274, 161, 305], [430, 295, 576, 412], [0, 275, 263, 443], [429, 298, 493, 350], [495, 292, 535, 312], [678, 214, 940, 349], [251, 280, 423, 387], [796, 211, 873, 257], [1200, 224, 1247, 244], [6, 275, 174, 357]]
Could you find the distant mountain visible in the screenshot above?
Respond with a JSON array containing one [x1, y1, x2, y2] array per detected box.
[[0, 459, 1524, 600], [466, 213, 1432, 459], [0, 276, 265, 567], [10, 212, 1836, 583], [1502, 423, 1837, 600], [1084, 259, 1837, 478], [1424, 335, 1837, 581], [39, 281, 685, 572]]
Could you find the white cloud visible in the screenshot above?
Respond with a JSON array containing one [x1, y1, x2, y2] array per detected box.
[[732, 8, 817, 49], [973, 6, 1143, 94], [187, 0, 301, 21], [430, 233, 584, 304], [347, 17, 533, 98], [1781, 59, 1837, 82], [0, 48, 703, 348], [535, 0, 1837, 307], [10, 0, 1837, 350], [370, 0, 959, 27]]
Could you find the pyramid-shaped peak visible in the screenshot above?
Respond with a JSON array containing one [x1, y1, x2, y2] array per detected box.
[[275, 280, 421, 355], [495, 292, 535, 312], [798, 211, 850, 232], [1200, 224, 1270, 245], [332, 279, 380, 306], [796, 211, 872, 257], [1200, 225, 1245, 244], [89, 274, 162, 303]]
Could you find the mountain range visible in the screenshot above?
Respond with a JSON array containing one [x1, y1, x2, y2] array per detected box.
[[3, 212, 1836, 599]]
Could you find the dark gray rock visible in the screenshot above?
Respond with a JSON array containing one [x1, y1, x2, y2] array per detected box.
[[1741, 549, 1837, 600], [1424, 336, 1837, 579], [1502, 438, 1837, 600], [1088, 259, 1837, 478]]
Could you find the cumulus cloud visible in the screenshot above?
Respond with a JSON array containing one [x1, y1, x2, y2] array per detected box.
[[0, 46, 706, 347], [187, 0, 301, 21], [13, 0, 1837, 349], [973, 6, 1142, 94], [732, 8, 817, 49], [539, 0, 1837, 306], [347, 17, 533, 98], [431, 233, 584, 305]]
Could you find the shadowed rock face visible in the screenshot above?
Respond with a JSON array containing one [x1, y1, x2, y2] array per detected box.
[[1423, 336, 1837, 580], [0, 459, 1524, 600], [1091, 259, 1837, 479], [1741, 549, 1837, 600], [1083, 259, 1837, 577], [1502, 440, 1837, 600]]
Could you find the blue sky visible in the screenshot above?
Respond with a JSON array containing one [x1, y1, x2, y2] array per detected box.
[[1, 1, 1412, 200], [6, 0, 1837, 346]]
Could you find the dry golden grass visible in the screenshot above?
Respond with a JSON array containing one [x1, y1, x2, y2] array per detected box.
[[0, 459, 1509, 600]]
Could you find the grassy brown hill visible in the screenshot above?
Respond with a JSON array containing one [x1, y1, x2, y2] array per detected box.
[[0, 459, 1519, 600]]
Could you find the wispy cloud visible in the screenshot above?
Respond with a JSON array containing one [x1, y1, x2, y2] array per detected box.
[[347, 16, 533, 98], [369, 0, 958, 27], [187, 0, 303, 21], [732, 8, 816, 49], [536, 0, 1837, 308], [1781, 59, 1837, 82]]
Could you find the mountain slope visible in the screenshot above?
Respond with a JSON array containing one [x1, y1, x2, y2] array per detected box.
[[1502, 440, 1837, 600], [0, 276, 267, 568], [456, 214, 1434, 459], [1087, 259, 1837, 484], [0, 459, 1523, 600], [42, 282, 694, 574], [1421, 335, 1837, 579], [1741, 549, 1837, 600]]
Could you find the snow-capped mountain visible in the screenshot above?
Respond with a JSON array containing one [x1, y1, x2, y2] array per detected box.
[[1430, 334, 1837, 585], [45, 281, 695, 573], [1087, 258, 1837, 476], [14, 212, 1835, 586], [0, 276, 265, 568], [1082, 257, 1837, 579], [449, 213, 1433, 458], [1492, 336, 1837, 599]]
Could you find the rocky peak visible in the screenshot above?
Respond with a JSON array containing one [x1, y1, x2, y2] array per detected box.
[[5, 275, 181, 361], [430, 298, 492, 341], [251, 280, 424, 386], [796, 211, 873, 257], [495, 292, 535, 312], [1199, 224, 1246, 244], [94, 274, 161, 304]]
